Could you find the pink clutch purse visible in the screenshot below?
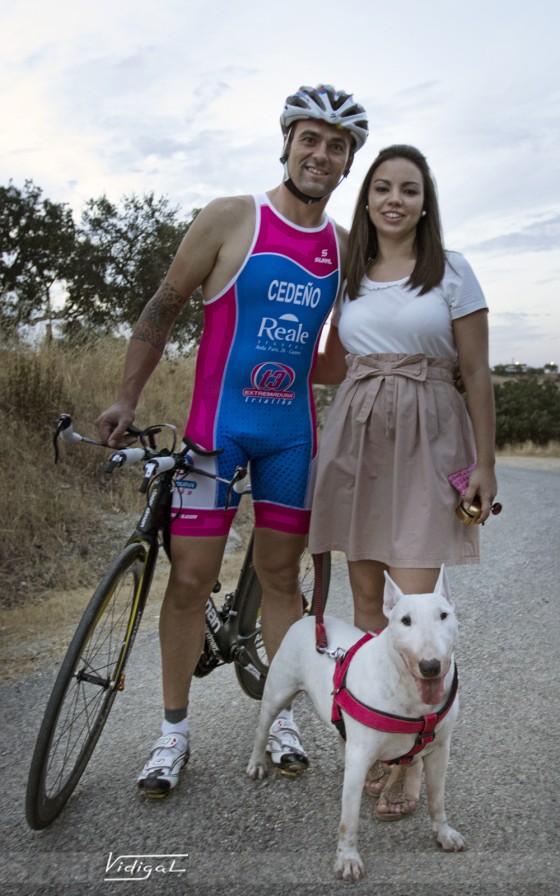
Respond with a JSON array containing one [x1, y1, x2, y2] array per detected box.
[[448, 464, 502, 523], [448, 464, 480, 523], [447, 463, 475, 496]]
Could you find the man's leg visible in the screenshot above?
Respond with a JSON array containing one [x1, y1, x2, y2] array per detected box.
[[252, 528, 309, 774], [138, 534, 228, 797], [252, 527, 307, 660], [160, 534, 229, 708]]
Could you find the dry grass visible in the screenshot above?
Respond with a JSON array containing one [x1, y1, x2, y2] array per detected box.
[[497, 440, 560, 458], [0, 339, 197, 608]]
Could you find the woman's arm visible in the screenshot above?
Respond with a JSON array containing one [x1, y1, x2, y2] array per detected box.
[[312, 323, 349, 384], [453, 309, 498, 523]]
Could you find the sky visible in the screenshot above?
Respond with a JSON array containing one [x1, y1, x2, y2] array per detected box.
[[1, 0, 559, 368]]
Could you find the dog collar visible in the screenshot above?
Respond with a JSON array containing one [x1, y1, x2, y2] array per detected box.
[[331, 632, 459, 765]]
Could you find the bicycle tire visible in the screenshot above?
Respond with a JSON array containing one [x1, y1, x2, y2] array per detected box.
[[234, 547, 331, 700], [25, 541, 147, 829]]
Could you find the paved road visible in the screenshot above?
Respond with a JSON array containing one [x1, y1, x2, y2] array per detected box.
[[1, 462, 559, 896]]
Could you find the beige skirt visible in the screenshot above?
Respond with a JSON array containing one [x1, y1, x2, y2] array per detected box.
[[308, 353, 479, 567]]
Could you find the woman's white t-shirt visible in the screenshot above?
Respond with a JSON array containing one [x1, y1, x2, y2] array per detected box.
[[334, 251, 488, 361]]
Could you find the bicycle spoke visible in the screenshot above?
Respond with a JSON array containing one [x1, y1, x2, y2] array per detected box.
[[44, 682, 106, 795], [41, 577, 137, 797]]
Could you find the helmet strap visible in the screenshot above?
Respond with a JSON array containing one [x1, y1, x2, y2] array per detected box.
[[282, 177, 325, 205], [279, 128, 291, 165]]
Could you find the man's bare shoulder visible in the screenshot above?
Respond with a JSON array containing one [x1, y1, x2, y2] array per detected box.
[[199, 194, 255, 228], [179, 195, 256, 298]]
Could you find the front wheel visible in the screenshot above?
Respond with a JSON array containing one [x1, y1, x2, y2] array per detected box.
[[234, 546, 331, 700], [25, 542, 147, 829]]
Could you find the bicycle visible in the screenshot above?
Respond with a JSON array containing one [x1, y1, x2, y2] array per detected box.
[[25, 414, 331, 830]]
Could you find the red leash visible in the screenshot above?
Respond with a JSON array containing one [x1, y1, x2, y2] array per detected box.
[[312, 553, 328, 649]]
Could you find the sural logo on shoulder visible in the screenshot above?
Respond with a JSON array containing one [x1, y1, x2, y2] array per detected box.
[[104, 853, 188, 882]]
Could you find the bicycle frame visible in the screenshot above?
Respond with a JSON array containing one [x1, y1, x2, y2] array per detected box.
[[110, 474, 173, 689], [200, 530, 266, 683]]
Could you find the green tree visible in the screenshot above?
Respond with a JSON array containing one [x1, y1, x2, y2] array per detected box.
[[65, 193, 203, 348], [494, 377, 560, 446], [0, 180, 76, 338]]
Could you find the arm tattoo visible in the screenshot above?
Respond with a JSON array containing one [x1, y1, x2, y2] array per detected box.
[[132, 283, 186, 351]]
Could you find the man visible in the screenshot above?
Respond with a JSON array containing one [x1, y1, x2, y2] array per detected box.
[[97, 84, 368, 797]]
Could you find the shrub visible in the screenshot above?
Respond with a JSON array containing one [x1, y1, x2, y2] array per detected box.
[[494, 377, 560, 447]]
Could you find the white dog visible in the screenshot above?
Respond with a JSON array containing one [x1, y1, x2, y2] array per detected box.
[[247, 565, 467, 881]]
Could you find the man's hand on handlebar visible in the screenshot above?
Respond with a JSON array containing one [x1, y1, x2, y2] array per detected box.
[[96, 401, 138, 449]]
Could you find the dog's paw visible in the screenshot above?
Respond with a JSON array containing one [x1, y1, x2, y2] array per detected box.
[[434, 823, 468, 851], [334, 851, 365, 882], [246, 757, 267, 780]]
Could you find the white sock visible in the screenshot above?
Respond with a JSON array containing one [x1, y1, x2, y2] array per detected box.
[[161, 718, 189, 737], [275, 706, 294, 723]]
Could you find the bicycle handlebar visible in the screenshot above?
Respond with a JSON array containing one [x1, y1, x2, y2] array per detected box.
[[105, 447, 149, 473], [55, 414, 223, 461], [55, 413, 168, 453], [54, 414, 246, 506]]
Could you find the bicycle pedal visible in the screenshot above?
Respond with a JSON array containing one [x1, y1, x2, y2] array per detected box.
[[269, 752, 309, 777], [273, 764, 307, 778]]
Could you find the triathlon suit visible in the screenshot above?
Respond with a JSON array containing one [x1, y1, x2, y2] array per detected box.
[[169, 194, 341, 538]]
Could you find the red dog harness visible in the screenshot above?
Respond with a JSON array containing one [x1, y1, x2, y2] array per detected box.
[[331, 632, 459, 765]]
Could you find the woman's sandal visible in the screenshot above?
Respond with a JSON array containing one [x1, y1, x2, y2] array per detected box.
[[364, 760, 390, 797], [374, 762, 421, 822]]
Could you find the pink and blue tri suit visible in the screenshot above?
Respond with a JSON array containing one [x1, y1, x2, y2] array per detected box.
[[169, 194, 341, 538]]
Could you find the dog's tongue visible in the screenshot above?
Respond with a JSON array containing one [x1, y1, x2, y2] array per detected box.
[[415, 676, 445, 705]]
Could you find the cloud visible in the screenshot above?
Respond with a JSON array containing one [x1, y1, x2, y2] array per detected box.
[[466, 215, 560, 255], [489, 310, 558, 365]]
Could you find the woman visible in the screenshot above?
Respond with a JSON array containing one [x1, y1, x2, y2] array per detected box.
[[310, 144, 497, 817]]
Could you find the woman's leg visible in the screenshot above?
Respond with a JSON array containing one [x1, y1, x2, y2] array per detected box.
[[347, 559, 388, 633]]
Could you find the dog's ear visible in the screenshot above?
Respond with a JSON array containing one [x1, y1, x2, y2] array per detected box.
[[435, 564, 453, 604], [383, 570, 403, 616]]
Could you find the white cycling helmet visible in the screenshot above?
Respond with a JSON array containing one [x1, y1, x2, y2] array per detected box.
[[280, 84, 368, 151]]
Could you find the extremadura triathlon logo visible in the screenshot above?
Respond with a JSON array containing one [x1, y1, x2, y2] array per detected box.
[[243, 362, 296, 401]]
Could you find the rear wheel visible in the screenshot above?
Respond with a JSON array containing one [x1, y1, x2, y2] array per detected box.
[[25, 542, 147, 829], [234, 545, 331, 700]]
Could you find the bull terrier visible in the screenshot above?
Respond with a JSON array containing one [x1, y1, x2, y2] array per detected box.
[[247, 565, 467, 881]]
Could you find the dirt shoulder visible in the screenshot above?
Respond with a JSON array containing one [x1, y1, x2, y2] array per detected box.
[[0, 546, 248, 685]]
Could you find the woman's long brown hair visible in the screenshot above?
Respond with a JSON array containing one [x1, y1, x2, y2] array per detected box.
[[345, 144, 446, 299]]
